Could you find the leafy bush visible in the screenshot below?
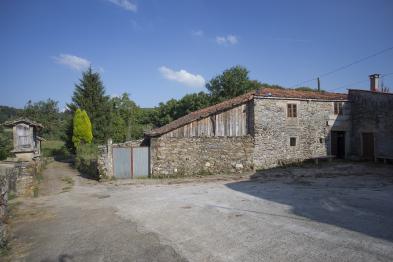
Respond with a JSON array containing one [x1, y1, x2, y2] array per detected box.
[[74, 144, 99, 180], [0, 128, 12, 160], [72, 109, 93, 147]]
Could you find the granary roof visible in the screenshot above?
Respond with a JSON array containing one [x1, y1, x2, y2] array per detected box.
[[2, 118, 44, 129], [146, 88, 348, 137]]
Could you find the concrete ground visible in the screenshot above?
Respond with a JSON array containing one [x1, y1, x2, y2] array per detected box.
[[4, 161, 393, 261]]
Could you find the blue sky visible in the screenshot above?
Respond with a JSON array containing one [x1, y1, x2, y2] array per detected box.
[[1, 0, 393, 109]]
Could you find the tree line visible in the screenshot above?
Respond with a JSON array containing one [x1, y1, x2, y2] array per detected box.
[[1, 65, 318, 159]]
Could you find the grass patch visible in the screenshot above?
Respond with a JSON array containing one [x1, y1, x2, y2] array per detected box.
[[61, 176, 74, 185], [0, 246, 10, 257], [75, 144, 99, 180], [42, 140, 64, 157], [61, 186, 72, 192], [42, 140, 71, 160], [7, 192, 17, 201]]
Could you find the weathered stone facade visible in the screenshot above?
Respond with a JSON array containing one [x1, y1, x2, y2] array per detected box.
[[349, 90, 393, 159], [253, 97, 351, 169], [100, 88, 393, 178], [0, 165, 19, 248], [150, 136, 254, 176]]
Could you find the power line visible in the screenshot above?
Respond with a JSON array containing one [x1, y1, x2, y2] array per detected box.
[[328, 79, 369, 92], [291, 45, 393, 88], [328, 72, 393, 92], [381, 72, 393, 78]]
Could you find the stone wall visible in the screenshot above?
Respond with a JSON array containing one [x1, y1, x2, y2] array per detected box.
[[253, 97, 351, 169], [0, 166, 19, 248], [97, 143, 111, 179], [349, 90, 393, 158], [150, 136, 254, 177]]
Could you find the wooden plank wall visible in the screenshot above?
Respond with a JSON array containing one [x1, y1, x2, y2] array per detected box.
[[162, 103, 249, 138]]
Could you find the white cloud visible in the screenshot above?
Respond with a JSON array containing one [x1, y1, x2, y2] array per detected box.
[[192, 30, 204, 37], [53, 54, 90, 71], [107, 0, 137, 12], [158, 66, 205, 88], [215, 34, 238, 45]]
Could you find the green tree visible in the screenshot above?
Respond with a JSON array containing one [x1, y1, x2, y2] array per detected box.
[[176, 92, 211, 118], [0, 105, 20, 123], [69, 67, 111, 143], [108, 102, 127, 143], [149, 92, 211, 128], [72, 109, 93, 148], [18, 99, 66, 139], [110, 93, 143, 140], [0, 126, 12, 160], [206, 65, 255, 103]]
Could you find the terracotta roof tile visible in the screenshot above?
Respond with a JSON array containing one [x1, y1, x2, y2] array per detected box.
[[146, 91, 254, 137], [146, 88, 347, 137], [257, 87, 348, 100]]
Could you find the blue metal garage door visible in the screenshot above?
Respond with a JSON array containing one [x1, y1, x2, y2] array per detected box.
[[132, 147, 150, 177], [113, 147, 149, 179], [113, 147, 132, 178]]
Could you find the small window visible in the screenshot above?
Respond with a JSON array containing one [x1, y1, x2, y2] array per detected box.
[[334, 102, 343, 115], [290, 137, 296, 146], [287, 104, 297, 118], [319, 138, 323, 143]]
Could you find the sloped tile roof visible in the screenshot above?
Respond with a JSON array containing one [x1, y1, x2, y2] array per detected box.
[[2, 118, 44, 128], [146, 91, 255, 137], [257, 87, 348, 100], [146, 88, 347, 137]]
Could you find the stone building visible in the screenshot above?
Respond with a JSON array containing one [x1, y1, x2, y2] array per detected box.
[[349, 88, 393, 161], [98, 74, 393, 178], [145, 88, 350, 176], [3, 118, 44, 161]]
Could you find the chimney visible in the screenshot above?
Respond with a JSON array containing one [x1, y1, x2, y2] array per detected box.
[[369, 74, 380, 92]]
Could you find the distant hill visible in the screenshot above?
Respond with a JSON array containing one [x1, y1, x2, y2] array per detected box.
[[0, 105, 21, 124]]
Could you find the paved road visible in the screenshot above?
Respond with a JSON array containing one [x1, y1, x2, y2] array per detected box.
[[6, 161, 186, 262], [6, 161, 393, 262]]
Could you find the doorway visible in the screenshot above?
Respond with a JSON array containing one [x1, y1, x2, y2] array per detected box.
[[362, 133, 375, 160], [113, 147, 150, 179], [331, 131, 346, 159]]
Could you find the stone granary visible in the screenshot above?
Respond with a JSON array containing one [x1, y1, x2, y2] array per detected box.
[[3, 118, 44, 161], [143, 74, 393, 177]]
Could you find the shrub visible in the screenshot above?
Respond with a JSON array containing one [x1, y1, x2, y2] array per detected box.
[[0, 128, 12, 160], [74, 144, 99, 180], [72, 109, 93, 148]]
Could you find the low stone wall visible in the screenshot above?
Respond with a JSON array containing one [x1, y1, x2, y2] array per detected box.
[[0, 166, 19, 248], [0, 159, 43, 248], [97, 144, 110, 179], [150, 136, 254, 177]]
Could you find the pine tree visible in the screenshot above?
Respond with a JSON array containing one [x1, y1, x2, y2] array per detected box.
[[68, 67, 111, 143], [72, 109, 93, 148]]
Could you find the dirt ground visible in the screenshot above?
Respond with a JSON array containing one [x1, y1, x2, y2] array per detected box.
[[3, 161, 393, 262], [4, 161, 186, 262]]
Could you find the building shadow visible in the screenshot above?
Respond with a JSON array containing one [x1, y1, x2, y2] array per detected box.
[[225, 166, 393, 242]]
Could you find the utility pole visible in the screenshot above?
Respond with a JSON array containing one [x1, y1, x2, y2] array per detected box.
[[317, 77, 321, 92]]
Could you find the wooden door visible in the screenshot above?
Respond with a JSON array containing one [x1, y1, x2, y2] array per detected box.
[[362, 133, 374, 160]]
